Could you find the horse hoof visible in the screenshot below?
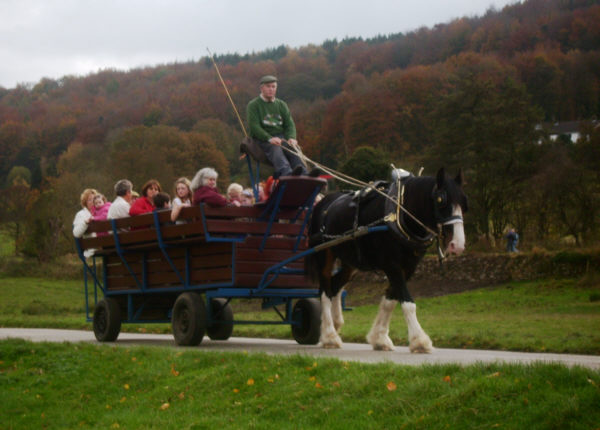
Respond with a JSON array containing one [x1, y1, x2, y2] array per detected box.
[[409, 340, 434, 353], [322, 342, 342, 349], [373, 344, 394, 351]]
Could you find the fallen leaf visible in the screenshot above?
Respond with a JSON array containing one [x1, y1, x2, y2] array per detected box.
[[233, 388, 240, 393], [308, 376, 316, 382], [123, 384, 130, 390], [119, 397, 126, 403], [111, 423, 120, 428], [170, 364, 179, 377], [131, 357, 137, 362], [267, 378, 274, 383], [332, 381, 341, 387], [386, 381, 397, 391], [160, 403, 170, 411], [487, 372, 501, 378], [247, 378, 255, 386], [315, 382, 323, 389], [178, 392, 185, 400], [368, 410, 373, 415], [443, 375, 452, 383]]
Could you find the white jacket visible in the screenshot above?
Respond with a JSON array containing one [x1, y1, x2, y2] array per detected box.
[[72, 207, 93, 238], [107, 196, 131, 220]]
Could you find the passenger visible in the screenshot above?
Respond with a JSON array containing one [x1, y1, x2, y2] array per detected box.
[[258, 182, 267, 202], [91, 193, 111, 237], [153, 192, 171, 210], [129, 179, 161, 216], [92, 193, 111, 222], [191, 167, 229, 207], [107, 179, 133, 220], [263, 176, 276, 201], [227, 183, 243, 206], [241, 188, 255, 206], [73, 188, 98, 238], [171, 177, 193, 224]]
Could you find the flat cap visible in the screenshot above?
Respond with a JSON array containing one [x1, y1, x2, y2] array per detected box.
[[259, 75, 278, 85]]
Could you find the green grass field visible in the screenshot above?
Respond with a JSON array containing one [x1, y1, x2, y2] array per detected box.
[[1, 275, 599, 428], [1, 339, 599, 429], [1, 276, 598, 354]]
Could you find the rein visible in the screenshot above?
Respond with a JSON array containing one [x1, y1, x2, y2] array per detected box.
[[277, 140, 464, 262]]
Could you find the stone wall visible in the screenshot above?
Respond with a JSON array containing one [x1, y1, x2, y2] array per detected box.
[[347, 251, 599, 299], [412, 251, 598, 285]]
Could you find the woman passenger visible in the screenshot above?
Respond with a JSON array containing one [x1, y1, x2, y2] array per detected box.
[[129, 179, 161, 216], [190, 167, 229, 207]]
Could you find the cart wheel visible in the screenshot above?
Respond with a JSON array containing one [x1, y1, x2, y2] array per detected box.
[[207, 298, 234, 341], [93, 298, 121, 342], [291, 298, 321, 345], [172, 292, 206, 346]]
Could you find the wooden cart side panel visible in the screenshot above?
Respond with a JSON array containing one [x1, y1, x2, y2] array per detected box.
[[103, 242, 233, 292]]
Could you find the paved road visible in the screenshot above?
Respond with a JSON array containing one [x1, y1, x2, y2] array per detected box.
[[1, 328, 599, 369]]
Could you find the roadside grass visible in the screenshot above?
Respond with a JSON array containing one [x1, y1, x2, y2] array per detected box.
[[1, 277, 599, 354], [1, 339, 599, 430]]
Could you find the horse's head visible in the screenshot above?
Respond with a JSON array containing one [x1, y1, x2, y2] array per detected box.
[[433, 168, 468, 256]]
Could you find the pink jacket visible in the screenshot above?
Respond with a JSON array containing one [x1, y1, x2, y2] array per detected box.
[[92, 202, 111, 221]]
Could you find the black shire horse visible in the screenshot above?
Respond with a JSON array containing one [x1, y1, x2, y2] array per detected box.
[[305, 168, 467, 352]]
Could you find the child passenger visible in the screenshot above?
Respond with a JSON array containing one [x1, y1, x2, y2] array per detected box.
[[153, 192, 171, 209], [92, 193, 111, 221], [241, 188, 255, 206], [171, 177, 192, 224], [227, 183, 243, 206]]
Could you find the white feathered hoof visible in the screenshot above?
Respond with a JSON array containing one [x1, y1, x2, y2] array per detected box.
[[320, 331, 343, 349], [366, 332, 395, 351], [408, 333, 434, 354]]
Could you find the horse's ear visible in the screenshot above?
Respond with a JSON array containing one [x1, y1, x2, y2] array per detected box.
[[455, 168, 464, 186], [436, 168, 445, 189]]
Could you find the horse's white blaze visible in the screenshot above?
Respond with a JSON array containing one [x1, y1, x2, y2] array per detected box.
[[366, 297, 397, 351], [401, 301, 433, 353], [446, 205, 465, 255], [320, 292, 343, 348], [331, 290, 345, 332]]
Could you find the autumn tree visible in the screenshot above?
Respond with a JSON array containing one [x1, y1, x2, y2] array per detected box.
[[340, 146, 391, 185], [427, 53, 542, 241]]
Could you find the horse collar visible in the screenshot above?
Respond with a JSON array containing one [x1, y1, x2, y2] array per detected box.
[[385, 179, 435, 248]]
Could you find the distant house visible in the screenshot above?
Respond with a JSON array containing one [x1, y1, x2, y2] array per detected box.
[[538, 120, 599, 143]]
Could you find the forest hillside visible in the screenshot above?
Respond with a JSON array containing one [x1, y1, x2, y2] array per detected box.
[[0, 0, 599, 260]]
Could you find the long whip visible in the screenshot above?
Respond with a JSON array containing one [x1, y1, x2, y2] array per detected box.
[[206, 47, 248, 137]]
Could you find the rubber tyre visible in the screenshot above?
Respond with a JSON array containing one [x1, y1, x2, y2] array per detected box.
[[172, 292, 206, 346], [291, 298, 321, 345], [206, 298, 234, 341], [93, 298, 121, 342]]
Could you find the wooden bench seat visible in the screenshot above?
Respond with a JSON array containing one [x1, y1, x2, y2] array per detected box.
[[77, 176, 325, 292]]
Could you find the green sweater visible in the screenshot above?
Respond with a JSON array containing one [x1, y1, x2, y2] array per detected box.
[[247, 96, 297, 142]]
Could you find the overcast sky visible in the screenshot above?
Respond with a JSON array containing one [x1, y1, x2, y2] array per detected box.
[[1, 0, 517, 89]]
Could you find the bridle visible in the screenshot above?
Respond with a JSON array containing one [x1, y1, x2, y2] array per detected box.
[[386, 177, 464, 261]]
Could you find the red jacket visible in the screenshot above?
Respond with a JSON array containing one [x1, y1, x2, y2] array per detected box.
[[129, 196, 155, 216], [193, 186, 227, 207]]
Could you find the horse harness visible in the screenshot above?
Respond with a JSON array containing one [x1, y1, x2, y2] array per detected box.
[[313, 173, 464, 264]]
